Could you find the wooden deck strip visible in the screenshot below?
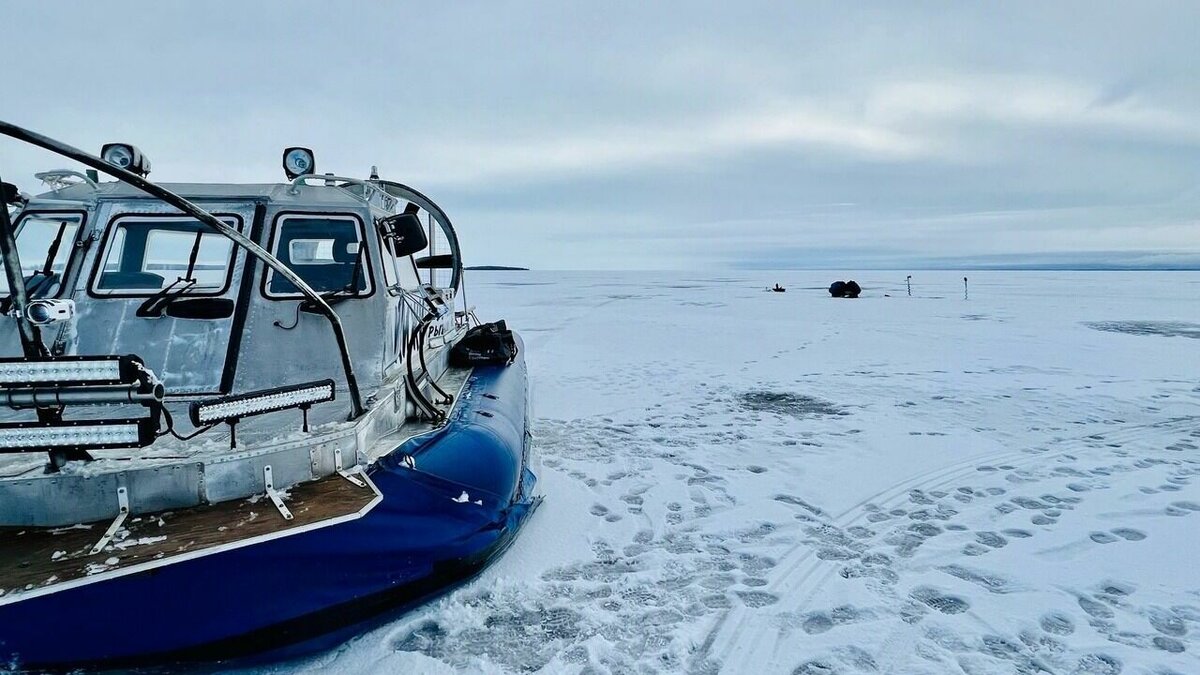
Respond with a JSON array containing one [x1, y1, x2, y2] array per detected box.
[[0, 473, 377, 599]]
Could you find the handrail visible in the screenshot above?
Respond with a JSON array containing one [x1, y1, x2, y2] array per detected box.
[[288, 173, 376, 194], [0, 121, 366, 419], [33, 169, 99, 191], [287, 175, 463, 292], [371, 179, 463, 291]]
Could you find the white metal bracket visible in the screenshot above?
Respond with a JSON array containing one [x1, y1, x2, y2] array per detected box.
[[89, 486, 130, 555], [334, 448, 366, 488], [263, 465, 294, 520]]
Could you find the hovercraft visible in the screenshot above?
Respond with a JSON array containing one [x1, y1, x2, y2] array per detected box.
[[0, 122, 539, 671]]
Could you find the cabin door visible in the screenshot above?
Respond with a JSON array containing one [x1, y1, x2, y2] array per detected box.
[[72, 202, 259, 395]]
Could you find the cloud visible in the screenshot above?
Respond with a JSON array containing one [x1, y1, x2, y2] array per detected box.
[[403, 104, 929, 187], [2, 1, 1198, 269]]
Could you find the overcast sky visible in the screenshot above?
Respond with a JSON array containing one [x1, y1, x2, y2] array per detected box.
[[3, 1, 1198, 269]]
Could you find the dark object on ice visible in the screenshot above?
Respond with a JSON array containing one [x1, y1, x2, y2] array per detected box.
[[739, 390, 846, 417], [771, 284, 786, 293], [1084, 321, 1200, 339], [451, 320, 518, 366], [829, 280, 861, 298]]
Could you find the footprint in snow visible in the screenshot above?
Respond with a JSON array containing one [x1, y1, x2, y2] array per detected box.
[[1070, 653, 1122, 675], [1077, 596, 1115, 620], [975, 531, 1008, 548], [1147, 608, 1187, 637], [910, 586, 970, 614], [735, 590, 779, 608], [1040, 611, 1075, 635]]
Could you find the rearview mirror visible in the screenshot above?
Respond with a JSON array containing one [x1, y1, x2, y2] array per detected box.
[[378, 213, 428, 257], [2, 181, 26, 206]]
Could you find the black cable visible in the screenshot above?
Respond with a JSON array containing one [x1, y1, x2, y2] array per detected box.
[[273, 302, 303, 330], [417, 317, 454, 404], [157, 406, 217, 441], [405, 318, 444, 422]]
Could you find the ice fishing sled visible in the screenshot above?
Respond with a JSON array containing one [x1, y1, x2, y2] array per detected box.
[[0, 123, 539, 670]]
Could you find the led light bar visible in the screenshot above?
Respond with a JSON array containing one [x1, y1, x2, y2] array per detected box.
[[0, 418, 156, 452], [0, 355, 145, 388], [190, 379, 336, 426], [0, 355, 146, 388]]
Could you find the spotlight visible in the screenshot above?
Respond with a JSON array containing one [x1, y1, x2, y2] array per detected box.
[[100, 143, 151, 177], [25, 299, 75, 326], [283, 147, 316, 180]]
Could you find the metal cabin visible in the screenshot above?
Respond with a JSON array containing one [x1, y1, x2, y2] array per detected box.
[[0, 133, 474, 527]]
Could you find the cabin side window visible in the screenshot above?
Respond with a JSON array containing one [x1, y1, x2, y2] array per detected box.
[[263, 213, 373, 298], [0, 211, 84, 298], [91, 215, 240, 296], [395, 251, 422, 289]]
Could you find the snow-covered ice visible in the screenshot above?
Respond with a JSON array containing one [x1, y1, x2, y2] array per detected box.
[[253, 270, 1200, 674]]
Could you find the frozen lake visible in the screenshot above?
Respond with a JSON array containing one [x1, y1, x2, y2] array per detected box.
[[259, 271, 1200, 674]]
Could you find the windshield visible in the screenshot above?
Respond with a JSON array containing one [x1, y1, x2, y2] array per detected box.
[[0, 212, 83, 297], [92, 215, 239, 295]]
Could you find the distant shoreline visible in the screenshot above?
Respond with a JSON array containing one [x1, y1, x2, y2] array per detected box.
[[465, 265, 530, 271]]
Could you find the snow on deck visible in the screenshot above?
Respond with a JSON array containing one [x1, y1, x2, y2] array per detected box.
[[249, 271, 1200, 674]]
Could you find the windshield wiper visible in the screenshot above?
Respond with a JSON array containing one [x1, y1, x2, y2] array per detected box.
[[38, 220, 70, 279], [299, 244, 365, 312], [183, 228, 203, 284], [137, 277, 198, 317], [0, 220, 70, 313], [16, 220, 69, 299], [135, 231, 206, 317]]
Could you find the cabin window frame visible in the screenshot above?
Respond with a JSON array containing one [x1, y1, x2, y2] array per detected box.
[[373, 223, 398, 288], [3, 209, 88, 300], [86, 212, 244, 299], [370, 212, 425, 291], [260, 211, 376, 300]]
